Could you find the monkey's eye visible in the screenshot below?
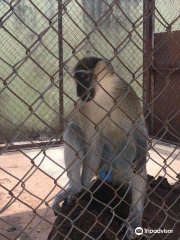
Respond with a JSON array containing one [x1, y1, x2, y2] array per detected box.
[[82, 73, 89, 81]]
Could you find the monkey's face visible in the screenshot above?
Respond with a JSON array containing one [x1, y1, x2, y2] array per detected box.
[[74, 71, 95, 102]]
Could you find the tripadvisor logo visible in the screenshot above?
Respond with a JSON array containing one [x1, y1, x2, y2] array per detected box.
[[135, 227, 173, 235], [135, 227, 143, 235]]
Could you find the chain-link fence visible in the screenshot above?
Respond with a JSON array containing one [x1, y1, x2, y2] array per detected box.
[[0, 0, 180, 240]]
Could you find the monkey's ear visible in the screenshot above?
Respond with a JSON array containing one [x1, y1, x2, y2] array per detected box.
[[94, 60, 114, 76], [104, 60, 114, 73]]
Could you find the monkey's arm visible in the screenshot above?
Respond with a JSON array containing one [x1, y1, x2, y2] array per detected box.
[[81, 134, 105, 188], [52, 122, 86, 214], [125, 125, 147, 239]]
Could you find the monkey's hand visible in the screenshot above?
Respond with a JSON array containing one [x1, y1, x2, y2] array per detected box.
[[52, 185, 82, 216]]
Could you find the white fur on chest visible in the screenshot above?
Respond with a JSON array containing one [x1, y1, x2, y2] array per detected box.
[[80, 96, 132, 144]]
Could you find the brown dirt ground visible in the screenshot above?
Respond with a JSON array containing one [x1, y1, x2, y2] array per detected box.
[[48, 177, 180, 240], [1, 147, 180, 240], [0, 151, 58, 240]]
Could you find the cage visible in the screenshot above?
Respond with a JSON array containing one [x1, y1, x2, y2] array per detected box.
[[0, 1, 180, 240]]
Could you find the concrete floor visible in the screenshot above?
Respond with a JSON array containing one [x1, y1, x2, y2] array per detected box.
[[0, 141, 180, 240], [17, 140, 180, 184]]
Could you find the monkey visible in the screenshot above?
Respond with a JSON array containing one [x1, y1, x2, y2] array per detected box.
[[52, 57, 148, 239]]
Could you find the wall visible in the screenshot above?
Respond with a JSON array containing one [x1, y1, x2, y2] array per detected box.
[[2, 0, 178, 142]]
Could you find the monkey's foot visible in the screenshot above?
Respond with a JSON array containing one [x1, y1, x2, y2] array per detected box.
[[52, 186, 82, 216], [125, 215, 142, 239], [125, 227, 137, 240]]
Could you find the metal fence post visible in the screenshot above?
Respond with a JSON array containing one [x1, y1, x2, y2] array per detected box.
[[58, 0, 64, 137], [143, 0, 155, 135]]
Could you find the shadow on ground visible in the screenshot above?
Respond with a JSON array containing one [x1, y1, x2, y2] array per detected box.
[[0, 207, 55, 240]]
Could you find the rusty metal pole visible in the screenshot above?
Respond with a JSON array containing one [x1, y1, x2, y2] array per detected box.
[[143, 0, 155, 136], [58, 0, 64, 137]]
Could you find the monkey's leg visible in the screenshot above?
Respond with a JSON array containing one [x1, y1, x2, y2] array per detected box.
[[52, 122, 86, 214], [125, 167, 147, 240]]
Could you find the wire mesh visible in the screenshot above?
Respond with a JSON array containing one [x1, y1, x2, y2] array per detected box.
[[0, 0, 180, 240]]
